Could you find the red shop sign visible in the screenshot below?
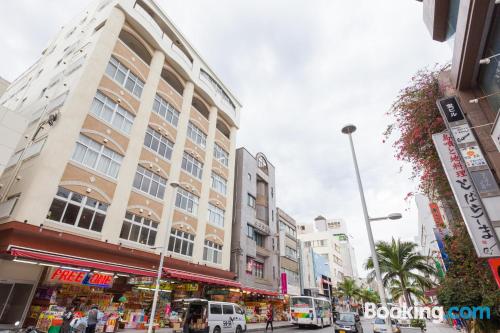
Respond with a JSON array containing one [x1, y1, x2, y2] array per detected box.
[[49, 268, 114, 288]]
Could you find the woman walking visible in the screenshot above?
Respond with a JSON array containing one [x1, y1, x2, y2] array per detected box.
[[265, 305, 273, 333]]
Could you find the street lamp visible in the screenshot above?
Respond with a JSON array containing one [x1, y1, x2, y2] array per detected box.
[[341, 124, 397, 333], [147, 181, 179, 333]]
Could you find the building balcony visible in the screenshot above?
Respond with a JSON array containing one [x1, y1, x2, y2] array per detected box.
[[256, 245, 271, 257]]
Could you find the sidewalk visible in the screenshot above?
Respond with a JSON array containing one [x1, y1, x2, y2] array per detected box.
[[119, 321, 294, 333], [425, 320, 458, 333]]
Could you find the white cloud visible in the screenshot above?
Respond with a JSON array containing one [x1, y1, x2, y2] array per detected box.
[[0, 0, 451, 277]]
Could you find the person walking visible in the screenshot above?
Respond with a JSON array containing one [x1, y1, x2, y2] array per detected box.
[[61, 306, 75, 333], [86, 305, 99, 333], [265, 305, 273, 332]]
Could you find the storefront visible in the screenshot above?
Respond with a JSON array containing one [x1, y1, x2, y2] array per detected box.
[[241, 288, 288, 323]]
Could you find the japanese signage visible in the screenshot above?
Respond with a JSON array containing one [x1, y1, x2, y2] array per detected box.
[[451, 124, 475, 144], [128, 276, 154, 285], [254, 220, 270, 235], [281, 272, 288, 295], [459, 145, 487, 168], [429, 203, 445, 229], [432, 228, 450, 270], [432, 132, 500, 257], [491, 113, 500, 152], [49, 268, 114, 288], [438, 97, 465, 123]]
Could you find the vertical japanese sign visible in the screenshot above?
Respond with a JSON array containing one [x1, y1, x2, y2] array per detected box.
[[281, 272, 288, 295], [429, 203, 446, 229], [432, 132, 500, 257], [432, 227, 450, 270]]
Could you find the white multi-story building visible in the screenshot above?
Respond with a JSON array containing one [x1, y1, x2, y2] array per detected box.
[[0, 0, 241, 328]]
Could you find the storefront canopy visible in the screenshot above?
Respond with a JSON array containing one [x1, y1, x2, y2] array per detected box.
[[10, 248, 157, 277], [242, 287, 279, 296], [163, 268, 241, 288]]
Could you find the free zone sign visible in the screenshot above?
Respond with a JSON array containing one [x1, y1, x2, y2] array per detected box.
[[49, 268, 114, 288]]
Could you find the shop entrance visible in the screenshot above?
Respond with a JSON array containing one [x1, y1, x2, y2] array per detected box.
[[0, 282, 35, 327]]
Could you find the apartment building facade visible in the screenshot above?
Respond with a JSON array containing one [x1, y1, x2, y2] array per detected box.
[[276, 208, 300, 296], [297, 222, 344, 287], [231, 149, 280, 295], [0, 0, 240, 327]]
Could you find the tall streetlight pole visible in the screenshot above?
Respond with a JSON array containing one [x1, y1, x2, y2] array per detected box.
[[147, 181, 179, 333], [342, 124, 401, 332]]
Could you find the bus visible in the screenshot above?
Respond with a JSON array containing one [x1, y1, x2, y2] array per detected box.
[[290, 296, 332, 328]]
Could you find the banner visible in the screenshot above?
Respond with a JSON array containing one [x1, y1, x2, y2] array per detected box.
[[432, 228, 450, 270], [432, 131, 500, 257], [281, 272, 288, 294]]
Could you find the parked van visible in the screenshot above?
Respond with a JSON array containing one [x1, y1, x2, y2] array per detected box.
[[172, 299, 246, 333]]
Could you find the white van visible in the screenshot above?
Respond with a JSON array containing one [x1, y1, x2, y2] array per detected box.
[[172, 299, 246, 333]]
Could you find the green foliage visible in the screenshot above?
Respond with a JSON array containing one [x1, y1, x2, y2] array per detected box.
[[364, 238, 436, 306], [357, 288, 380, 304], [410, 319, 426, 329]]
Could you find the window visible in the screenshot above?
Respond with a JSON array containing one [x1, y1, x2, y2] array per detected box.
[[282, 268, 299, 284], [203, 240, 222, 264], [235, 305, 244, 315], [304, 241, 311, 247], [285, 246, 297, 260], [144, 127, 174, 160], [210, 304, 222, 315], [0, 282, 34, 325], [246, 257, 264, 278], [181, 152, 203, 179], [47, 187, 108, 232], [175, 187, 199, 215], [167, 229, 194, 256], [152, 94, 179, 127], [72, 134, 123, 178], [213, 144, 229, 167], [132, 165, 167, 199], [247, 194, 256, 208], [105, 56, 144, 98], [208, 203, 225, 228], [279, 221, 297, 238], [211, 172, 227, 195], [187, 121, 207, 148], [90, 91, 135, 133], [247, 224, 265, 247], [119, 212, 158, 246], [222, 305, 234, 315]]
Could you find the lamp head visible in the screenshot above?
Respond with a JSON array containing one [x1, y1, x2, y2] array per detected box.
[[387, 213, 402, 220], [341, 124, 357, 134]]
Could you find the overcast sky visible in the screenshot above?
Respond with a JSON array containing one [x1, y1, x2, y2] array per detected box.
[[0, 0, 451, 277]]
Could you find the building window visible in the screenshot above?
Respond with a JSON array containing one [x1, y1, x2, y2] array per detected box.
[[187, 121, 207, 148], [181, 152, 203, 179], [282, 268, 299, 284], [285, 246, 297, 260], [152, 94, 179, 127], [132, 165, 167, 199], [119, 212, 158, 246], [247, 194, 256, 208], [168, 229, 194, 256], [90, 91, 135, 134], [105, 56, 144, 98], [246, 257, 264, 278], [213, 144, 229, 167], [203, 240, 222, 264], [279, 221, 297, 238], [72, 134, 123, 178], [211, 172, 227, 195], [144, 126, 174, 160], [175, 187, 199, 215], [46, 187, 107, 232], [208, 203, 224, 228], [247, 224, 265, 247], [310, 239, 328, 247], [304, 241, 311, 247]]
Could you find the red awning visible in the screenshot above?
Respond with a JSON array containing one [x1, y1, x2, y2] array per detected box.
[[242, 287, 279, 296], [10, 248, 157, 277], [163, 268, 241, 288]]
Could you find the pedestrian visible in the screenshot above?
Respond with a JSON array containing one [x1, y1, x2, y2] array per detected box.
[[86, 305, 99, 333], [61, 306, 75, 333], [265, 305, 273, 332]]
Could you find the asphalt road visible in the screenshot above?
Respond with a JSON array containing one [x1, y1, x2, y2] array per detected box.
[[275, 318, 374, 333]]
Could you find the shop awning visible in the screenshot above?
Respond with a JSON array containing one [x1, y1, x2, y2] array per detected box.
[[163, 268, 241, 288], [10, 248, 157, 277], [242, 287, 279, 296]]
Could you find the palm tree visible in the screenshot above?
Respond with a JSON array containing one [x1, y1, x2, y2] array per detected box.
[[364, 238, 436, 306], [337, 277, 360, 311], [357, 288, 380, 304]]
